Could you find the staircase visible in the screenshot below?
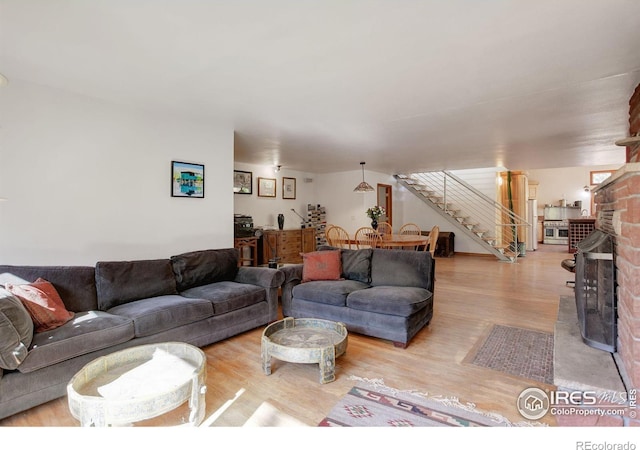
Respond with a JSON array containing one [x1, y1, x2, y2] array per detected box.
[[395, 171, 530, 262]]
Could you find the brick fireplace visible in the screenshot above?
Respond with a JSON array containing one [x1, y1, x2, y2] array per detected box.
[[598, 82, 640, 391]]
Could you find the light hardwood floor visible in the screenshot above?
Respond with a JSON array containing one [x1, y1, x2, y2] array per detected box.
[[1, 244, 573, 427]]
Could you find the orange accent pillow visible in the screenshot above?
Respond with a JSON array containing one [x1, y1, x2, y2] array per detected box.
[[5, 278, 75, 332], [302, 250, 343, 282]]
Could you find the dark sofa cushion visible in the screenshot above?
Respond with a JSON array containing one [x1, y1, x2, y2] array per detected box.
[[180, 281, 265, 315], [171, 248, 239, 292], [347, 286, 433, 317], [106, 294, 213, 338], [340, 248, 372, 283], [0, 265, 98, 312], [95, 259, 178, 311], [292, 279, 370, 307], [370, 249, 433, 289], [17, 310, 134, 373]]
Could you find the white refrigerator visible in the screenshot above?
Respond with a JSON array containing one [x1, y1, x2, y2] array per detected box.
[[527, 199, 538, 251]]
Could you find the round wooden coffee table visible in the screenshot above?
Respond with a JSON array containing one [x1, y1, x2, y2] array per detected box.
[[67, 342, 207, 426], [261, 317, 348, 384]]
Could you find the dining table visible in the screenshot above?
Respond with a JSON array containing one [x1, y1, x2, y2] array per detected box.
[[331, 233, 429, 250], [376, 234, 429, 249]]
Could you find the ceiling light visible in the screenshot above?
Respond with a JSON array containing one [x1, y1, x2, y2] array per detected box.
[[354, 162, 374, 193]]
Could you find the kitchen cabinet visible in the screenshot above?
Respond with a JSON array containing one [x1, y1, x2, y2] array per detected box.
[[528, 181, 539, 200], [262, 228, 316, 264]]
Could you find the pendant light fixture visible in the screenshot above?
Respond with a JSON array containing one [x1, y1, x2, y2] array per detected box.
[[354, 161, 374, 193]]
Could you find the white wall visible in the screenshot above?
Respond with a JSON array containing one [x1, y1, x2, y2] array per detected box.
[[314, 169, 397, 235], [527, 164, 623, 216], [0, 81, 234, 265], [233, 162, 318, 230]]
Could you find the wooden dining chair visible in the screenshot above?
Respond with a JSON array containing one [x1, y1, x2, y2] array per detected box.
[[355, 227, 381, 249], [399, 223, 422, 250], [326, 225, 351, 249], [376, 222, 393, 236], [426, 225, 440, 257], [399, 223, 421, 236]]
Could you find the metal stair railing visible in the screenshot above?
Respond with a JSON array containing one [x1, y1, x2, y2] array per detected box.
[[395, 171, 531, 262]]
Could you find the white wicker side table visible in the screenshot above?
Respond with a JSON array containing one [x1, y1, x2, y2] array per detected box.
[[67, 342, 206, 426]]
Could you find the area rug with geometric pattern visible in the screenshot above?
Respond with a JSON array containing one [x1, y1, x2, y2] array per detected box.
[[318, 377, 543, 427], [465, 324, 554, 385]]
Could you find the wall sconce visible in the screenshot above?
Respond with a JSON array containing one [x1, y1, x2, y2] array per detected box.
[[583, 185, 590, 192], [274, 165, 281, 173]]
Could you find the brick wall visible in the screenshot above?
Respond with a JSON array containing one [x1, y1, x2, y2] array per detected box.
[[594, 169, 640, 389], [594, 81, 640, 392]]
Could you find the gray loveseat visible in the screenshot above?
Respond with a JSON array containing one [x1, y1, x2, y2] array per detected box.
[[279, 246, 435, 348], [0, 248, 283, 421]]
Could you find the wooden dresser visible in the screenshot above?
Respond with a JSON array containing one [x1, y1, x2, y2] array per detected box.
[[262, 228, 316, 264]]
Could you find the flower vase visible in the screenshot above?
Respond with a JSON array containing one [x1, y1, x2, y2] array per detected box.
[[277, 214, 285, 230], [371, 219, 378, 230]]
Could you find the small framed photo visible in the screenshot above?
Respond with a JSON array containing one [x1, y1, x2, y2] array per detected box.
[[171, 161, 204, 198], [282, 177, 296, 199], [233, 170, 252, 194], [590, 170, 613, 185], [258, 177, 276, 197]]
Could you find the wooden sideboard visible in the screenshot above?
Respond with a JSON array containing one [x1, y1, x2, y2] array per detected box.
[[262, 228, 316, 264]]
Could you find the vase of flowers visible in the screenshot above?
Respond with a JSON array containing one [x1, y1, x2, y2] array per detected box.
[[366, 205, 385, 230]]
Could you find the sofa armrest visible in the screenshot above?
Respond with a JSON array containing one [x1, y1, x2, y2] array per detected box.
[[234, 267, 284, 289], [235, 267, 284, 322], [278, 264, 303, 317]]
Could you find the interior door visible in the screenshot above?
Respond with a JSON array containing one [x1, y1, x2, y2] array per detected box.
[[377, 184, 392, 226]]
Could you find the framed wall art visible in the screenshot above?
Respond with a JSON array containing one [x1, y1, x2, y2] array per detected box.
[[258, 177, 276, 197], [171, 161, 204, 198], [233, 170, 253, 194], [282, 177, 296, 199]]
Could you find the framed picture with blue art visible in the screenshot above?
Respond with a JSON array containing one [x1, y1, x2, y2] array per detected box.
[[171, 161, 204, 198]]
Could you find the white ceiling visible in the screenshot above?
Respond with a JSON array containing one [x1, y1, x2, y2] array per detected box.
[[2, 0, 640, 175]]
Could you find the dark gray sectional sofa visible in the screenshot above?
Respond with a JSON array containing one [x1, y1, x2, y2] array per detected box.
[[0, 248, 283, 421], [280, 246, 435, 348]]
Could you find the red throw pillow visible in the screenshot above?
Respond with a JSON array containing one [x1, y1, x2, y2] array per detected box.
[[302, 250, 343, 282], [5, 278, 75, 332]]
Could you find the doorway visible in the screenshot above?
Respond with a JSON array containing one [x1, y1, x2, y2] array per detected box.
[[377, 184, 392, 226]]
